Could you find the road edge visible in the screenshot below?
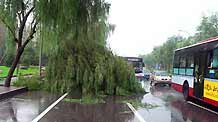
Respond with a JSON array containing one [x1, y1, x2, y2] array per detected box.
[[126, 102, 146, 122], [31, 93, 68, 122]]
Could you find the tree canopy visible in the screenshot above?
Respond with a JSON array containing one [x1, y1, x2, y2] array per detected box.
[[141, 13, 218, 73], [0, 0, 143, 96]]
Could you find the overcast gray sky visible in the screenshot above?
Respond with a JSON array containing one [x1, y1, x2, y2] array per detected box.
[[107, 0, 218, 57]]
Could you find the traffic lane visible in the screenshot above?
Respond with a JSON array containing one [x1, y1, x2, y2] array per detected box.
[[0, 91, 60, 122], [138, 82, 218, 122], [39, 97, 136, 122]]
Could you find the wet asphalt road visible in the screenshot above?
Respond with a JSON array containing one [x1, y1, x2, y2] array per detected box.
[[40, 81, 218, 122], [0, 81, 218, 122], [40, 97, 134, 122], [0, 91, 60, 122], [138, 81, 218, 122]]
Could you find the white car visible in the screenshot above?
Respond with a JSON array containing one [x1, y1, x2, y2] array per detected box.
[[150, 71, 172, 86], [135, 73, 144, 81]]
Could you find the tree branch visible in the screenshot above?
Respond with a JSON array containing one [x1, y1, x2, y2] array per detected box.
[[18, 6, 35, 46], [25, 0, 31, 6], [21, 2, 25, 19], [17, 12, 22, 26], [22, 20, 38, 48], [0, 16, 17, 42]]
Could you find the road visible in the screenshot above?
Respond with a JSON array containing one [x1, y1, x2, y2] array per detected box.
[[138, 81, 218, 122], [0, 91, 60, 122], [0, 81, 217, 122], [40, 81, 218, 122]]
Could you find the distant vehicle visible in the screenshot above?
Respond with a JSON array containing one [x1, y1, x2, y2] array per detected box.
[[123, 57, 144, 80], [150, 71, 171, 86], [172, 36, 218, 107], [143, 70, 151, 80]]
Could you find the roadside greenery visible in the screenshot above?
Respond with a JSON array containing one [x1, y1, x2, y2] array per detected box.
[[64, 95, 105, 104], [38, 0, 145, 97], [141, 12, 218, 73], [0, 66, 38, 78], [0, 0, 144, 97], [45, 51, 145, 96], [118, 99, 159, 109], [13, 75, 42, 90]]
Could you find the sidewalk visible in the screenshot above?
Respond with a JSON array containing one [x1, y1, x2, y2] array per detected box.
[[0, 86, 27, 100]]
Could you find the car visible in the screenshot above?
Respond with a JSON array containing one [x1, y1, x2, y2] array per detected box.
[[135, 72, 144, 81], [143, 70, 151, 81], [150, 71, 171, 86]]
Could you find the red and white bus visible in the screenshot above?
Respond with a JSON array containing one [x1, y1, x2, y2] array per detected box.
[[172, 37, 218, 107]]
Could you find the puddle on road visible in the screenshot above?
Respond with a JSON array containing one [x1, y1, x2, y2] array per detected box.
[[3, 81, 217, 122], [40, 96, 136, 122], [136, 81, 218, 122], [0, 91, 60, 122]]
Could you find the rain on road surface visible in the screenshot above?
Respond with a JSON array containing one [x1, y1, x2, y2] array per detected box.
[[40, 81, 218, 122], [0, 91, 60, 122], [138, 81, 218, 122], [0, 81, 217, 122]]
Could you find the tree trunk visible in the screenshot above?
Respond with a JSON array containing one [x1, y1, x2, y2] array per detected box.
[[102, 77, 107, 94], [39, 37, 43, 77], [4, 47, 24, 87], [113, 87, 116, 95]]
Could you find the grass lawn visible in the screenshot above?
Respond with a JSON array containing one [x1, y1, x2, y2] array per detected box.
[[0, 66, 39, 78]]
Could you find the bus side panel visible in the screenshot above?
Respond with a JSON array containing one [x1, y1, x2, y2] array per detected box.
[[172, 75, 194, 97], [203, 97, 218, 106], [171, 82, 183, 92], [202, 79, 218, 106]]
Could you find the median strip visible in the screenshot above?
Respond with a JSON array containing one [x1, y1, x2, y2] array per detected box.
[[126, 102, 146, 122], [31, 93, 68, 122]]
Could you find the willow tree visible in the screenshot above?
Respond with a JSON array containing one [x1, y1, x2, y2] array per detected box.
[[39, 0, 112, 95], [0, 0, 38, 87], [0, 0, 110, 87], [36, 0, 141, 96]]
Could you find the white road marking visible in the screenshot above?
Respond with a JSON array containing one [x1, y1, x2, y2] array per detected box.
[[187, 101, 218, 115], [126, 102, 146, 122], [31, 93, 68, 122]]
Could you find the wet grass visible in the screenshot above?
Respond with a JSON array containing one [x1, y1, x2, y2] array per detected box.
[[118, 99, 159, 109], [13, 76, 42, 90], [162, 95, 174, 102], [0, 66, 38, 78], [119, 110, 132, 114], [64, 95, 105, 104]]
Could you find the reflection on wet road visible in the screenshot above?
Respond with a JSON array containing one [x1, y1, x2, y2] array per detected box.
[[40, 96, 135, 122], [0, 81, 217, 122], [0, 91, 60, 122], [138, 81, 218, 122], [40, 81, 218, 122]]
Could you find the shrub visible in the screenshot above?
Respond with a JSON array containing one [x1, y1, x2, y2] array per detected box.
[[13, 75, 42, 90], [64, 94, 105, 104]]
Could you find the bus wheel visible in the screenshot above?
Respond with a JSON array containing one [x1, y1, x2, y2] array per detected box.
[[183, 82, 189, 101], [150, 81, 153, 86]]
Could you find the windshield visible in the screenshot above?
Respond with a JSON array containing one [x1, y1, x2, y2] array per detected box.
[[155, 72, 168, 76]]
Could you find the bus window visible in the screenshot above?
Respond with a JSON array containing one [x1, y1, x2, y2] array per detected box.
[[173, 55, 180, 67], [186, 55, 194, 75], [179, 57, 186, 67], [212, 49, 218, 67], [179, 57, 186, 75], [206, 49, 218, 79], [186, 55, 194, 67], [173, 68, 179, 74], [173, 55, 179, 74]]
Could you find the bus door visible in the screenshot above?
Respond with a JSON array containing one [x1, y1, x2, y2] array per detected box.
[[193, 52, 207, 98]]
